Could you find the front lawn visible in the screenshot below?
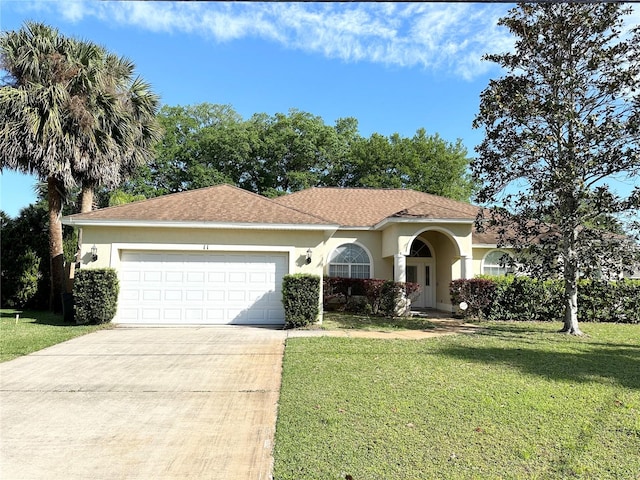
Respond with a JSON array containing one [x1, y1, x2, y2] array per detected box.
[[0, 309, 113, 362], [274, 321, 640, 479]]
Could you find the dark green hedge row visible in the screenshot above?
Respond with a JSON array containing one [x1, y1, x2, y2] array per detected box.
[[323, 277, 421, 316], [73, 269, 120, 324], [450, 277, 639, 323], [282, 274, 321, 328]]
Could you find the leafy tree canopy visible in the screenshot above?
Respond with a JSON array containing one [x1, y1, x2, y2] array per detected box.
[[120, 103, 475, 202]]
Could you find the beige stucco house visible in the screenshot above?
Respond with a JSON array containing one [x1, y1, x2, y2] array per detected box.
[[63, 184, 503, 325]]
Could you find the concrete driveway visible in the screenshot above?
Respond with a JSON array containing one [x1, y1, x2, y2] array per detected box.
[[0, 326, 286, 480]]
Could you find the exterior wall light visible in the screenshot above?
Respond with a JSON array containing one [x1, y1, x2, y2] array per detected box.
[[91, 245, 98, 262], [306, 248, 312, 264]]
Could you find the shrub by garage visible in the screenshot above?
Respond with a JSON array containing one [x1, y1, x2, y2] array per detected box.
[[73, 269, 120, 324], [282, 274, 321, 328]]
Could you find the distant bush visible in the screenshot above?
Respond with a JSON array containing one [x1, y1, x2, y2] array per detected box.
[[578, 279, 639, 324], [282, 274, 321, 328], [3, 249, 42, 308], [73, 269, 119, 324], [450, 277, 639, 323]]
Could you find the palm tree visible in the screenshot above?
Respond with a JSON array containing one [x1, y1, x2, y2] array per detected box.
[[0, 22, 160, 311], [71, 50, 161, 213]]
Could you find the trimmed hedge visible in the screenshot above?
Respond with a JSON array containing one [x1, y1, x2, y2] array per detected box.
[[73, 269, 120, 324], [450, 276, 640, 323], [282, 274, 321, 328], [323, 277, 421, 316], [450, 278, 496, 319]]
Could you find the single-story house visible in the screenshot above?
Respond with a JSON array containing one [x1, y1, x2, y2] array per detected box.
[[63, 185, 504, 325]]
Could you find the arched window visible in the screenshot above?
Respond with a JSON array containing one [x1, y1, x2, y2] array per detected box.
[[409, 239, 432, 257], [328, 244, 371, 278], [482, 250, 512, 276]]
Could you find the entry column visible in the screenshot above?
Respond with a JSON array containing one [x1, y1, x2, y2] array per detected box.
[[394, 253, 406, 283], [461, 254, 473, 279]]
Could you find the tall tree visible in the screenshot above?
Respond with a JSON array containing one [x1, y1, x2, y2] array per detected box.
[[74, 52, 161, 213], [336, 129, 475, 201], [0, 22, 160, 310], [124, 102, 475, 201], [123, 103, 248, 198], [247, 109, 341, 197], [472, 3, 640, 334]]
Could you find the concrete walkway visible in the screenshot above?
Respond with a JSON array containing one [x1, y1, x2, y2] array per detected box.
[[0, 326, 286, 480]]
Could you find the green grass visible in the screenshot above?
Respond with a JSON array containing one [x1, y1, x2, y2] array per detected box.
[[274, 321, 640, 479], [0, 309, 113, 362], [320, 311, 439, 332]]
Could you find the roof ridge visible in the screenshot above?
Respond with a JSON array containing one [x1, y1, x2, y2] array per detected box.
[[290, 186, 479, 206]]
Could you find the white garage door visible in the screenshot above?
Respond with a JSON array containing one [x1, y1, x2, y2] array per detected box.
[[118, 251, 287, 325]]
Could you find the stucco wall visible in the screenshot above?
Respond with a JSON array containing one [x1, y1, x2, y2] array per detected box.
[[79, 226, 329, 278], [472, 246, 494, 277], [78, 221, 485, 315], [323, 230, 392, 280]]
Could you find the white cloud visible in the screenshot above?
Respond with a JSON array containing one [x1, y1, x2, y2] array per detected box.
[[27, 1, 516, 80]]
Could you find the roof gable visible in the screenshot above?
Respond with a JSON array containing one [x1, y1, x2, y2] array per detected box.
[[273, 187, 480, 227]]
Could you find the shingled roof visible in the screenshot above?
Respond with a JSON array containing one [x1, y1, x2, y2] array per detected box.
[[64, 184, 333, 226], [63, 184, 501, 244], [272, 187, 480, 227]]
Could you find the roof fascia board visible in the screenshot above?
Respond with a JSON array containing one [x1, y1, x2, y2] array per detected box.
[[374, 217, 475, 230], [61, 218, 339, 231]]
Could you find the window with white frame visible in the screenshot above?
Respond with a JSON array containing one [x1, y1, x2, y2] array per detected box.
[[482, 250, 512, 276], [328, 244, 371, 278]]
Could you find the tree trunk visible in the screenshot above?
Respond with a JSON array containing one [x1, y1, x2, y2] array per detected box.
[[48, 177, 66, 313], [560, 230, 583, 335], [80, 184, 94, 213], [75, 183, 94, 269]]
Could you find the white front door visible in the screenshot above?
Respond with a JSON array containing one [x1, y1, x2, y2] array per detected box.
[[406, 260, 435, 309]]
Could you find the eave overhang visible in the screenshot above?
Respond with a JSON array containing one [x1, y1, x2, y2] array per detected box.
[[61, 217, 340, 232]]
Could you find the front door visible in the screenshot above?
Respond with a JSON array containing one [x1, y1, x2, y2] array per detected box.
[[406, 260, 434, 309]]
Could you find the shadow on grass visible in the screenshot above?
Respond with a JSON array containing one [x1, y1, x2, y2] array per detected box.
[[475, 322, 640, 350], [436, 329, 640, 390], [0, 309, 71, 327], [322, 312, 437, 331]]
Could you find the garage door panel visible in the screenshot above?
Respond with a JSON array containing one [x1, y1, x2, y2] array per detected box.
[[142, 309, 161, 321], [144, 271, 162, 282], [118, 251, 287, 324], [208, 271, 225, 282], [164, 290, 182, 301], [206, 309, 225, 321], [185, 309, 203, 321], [228, 272, 246, 283], [165, 271, 184, 282], [207, 290, 225, 301], [186, 271, 205, 283], [142, 290, 162, 301], [186, 289, 205, 301], [163, 309, 182, 321]]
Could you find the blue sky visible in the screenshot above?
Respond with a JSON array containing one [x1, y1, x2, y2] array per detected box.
[[1, 1, 638, 218]]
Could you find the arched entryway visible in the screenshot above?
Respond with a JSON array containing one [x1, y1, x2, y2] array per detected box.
[[406, 238, 435, 308]]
